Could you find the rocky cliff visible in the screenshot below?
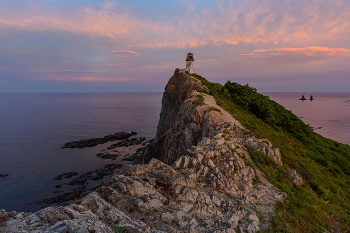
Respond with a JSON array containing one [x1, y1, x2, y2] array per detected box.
[[139, 69, 282, 166], [138, 68, 211, 165], [1, 69, 286, 233]]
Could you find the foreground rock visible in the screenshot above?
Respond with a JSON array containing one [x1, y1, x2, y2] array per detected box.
[[62, 132, 137, 148], [2, 152, 284, 232], [2, 69, 285, 232]]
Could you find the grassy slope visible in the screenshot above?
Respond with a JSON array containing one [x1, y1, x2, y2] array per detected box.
[[191, 73, 350, 232]]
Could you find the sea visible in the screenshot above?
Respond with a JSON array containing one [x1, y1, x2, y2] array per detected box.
[[264, 92, 350, 145], [0, 92, 349, 212], [0, 93, 162, 212]]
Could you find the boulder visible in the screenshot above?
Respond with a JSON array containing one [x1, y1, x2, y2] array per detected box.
[[286, 169, 304, 186]]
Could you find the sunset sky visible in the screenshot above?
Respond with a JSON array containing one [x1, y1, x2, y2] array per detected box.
[[1, 0, 350, 92]]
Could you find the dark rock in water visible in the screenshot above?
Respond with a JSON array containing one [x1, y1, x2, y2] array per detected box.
[[299, 95, 307, 100], [53, 190, 63, 194], [107, 137, 146, 150], [122, 154, 138, 161], [122, 144, 148, 162], [42, 164, 123, 205], [54, 172, 78, 180], [0, 174, 8, 178], [67, 175, 88, 187], [43, 186, 86, 204], [96, 152, 121, 160], [83, 164, 122, 181], [62, 131, 137, 148], [95, 137, 149, 160]]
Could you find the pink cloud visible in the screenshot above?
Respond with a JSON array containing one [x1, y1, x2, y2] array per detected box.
[[108, 63, 133, 66], [242, 46, 350, 56], [108, 50, 140, 56], [46, 76, 143, 82]]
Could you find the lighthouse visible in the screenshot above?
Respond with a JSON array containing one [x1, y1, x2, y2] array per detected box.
[[186, 52, 194, 74]]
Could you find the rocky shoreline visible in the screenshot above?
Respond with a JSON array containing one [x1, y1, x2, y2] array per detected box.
[[1, 69, 288, 232], [42, 164, 124, 205], [35, 135, 151, 209]]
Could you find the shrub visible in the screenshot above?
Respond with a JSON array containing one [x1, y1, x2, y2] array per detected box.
[[193, 95, 205, 106]]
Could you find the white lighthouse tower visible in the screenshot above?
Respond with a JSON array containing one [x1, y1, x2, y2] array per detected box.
[[186, 52, 194, 74]]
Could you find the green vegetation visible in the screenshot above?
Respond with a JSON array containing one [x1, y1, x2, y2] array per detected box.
[[193, 94, 205, 106], [209, 106, 221, 112], [110, 224, 129, 233], [191, 73, 350, 232]]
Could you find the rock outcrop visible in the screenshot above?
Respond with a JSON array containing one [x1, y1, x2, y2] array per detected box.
[[139, 68, 210, 165], [139, 69, 282, 166], [1, 69, 285, 233], [286, 169, 304, 186]]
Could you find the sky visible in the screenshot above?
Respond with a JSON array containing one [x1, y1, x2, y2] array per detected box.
[[0, 0, 350, 92]]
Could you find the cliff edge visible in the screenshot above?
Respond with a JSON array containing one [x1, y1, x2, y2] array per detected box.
[[1, 69, 286, 233]]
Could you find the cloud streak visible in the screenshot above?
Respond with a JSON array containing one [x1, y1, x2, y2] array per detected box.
[[45, 75, 144, 83], [242, 46, 350, 56], [108, 50, 140, 56], [109, 63, 133, 66]]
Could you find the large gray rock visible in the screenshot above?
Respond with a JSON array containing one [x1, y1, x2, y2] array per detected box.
[[139, 68, 210, 165]]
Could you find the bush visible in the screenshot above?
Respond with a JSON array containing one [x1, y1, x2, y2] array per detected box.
[[223, 81, 312, 141], [193, 95, 205, 106]]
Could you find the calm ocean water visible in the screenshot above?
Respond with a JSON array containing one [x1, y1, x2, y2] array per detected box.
[[0, 93, 162, 212], [0, 92, 349, 212]]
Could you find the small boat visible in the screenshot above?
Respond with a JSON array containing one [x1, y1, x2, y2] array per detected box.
[[299, 95, 307, 100], [309, 95, 314, 101]]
